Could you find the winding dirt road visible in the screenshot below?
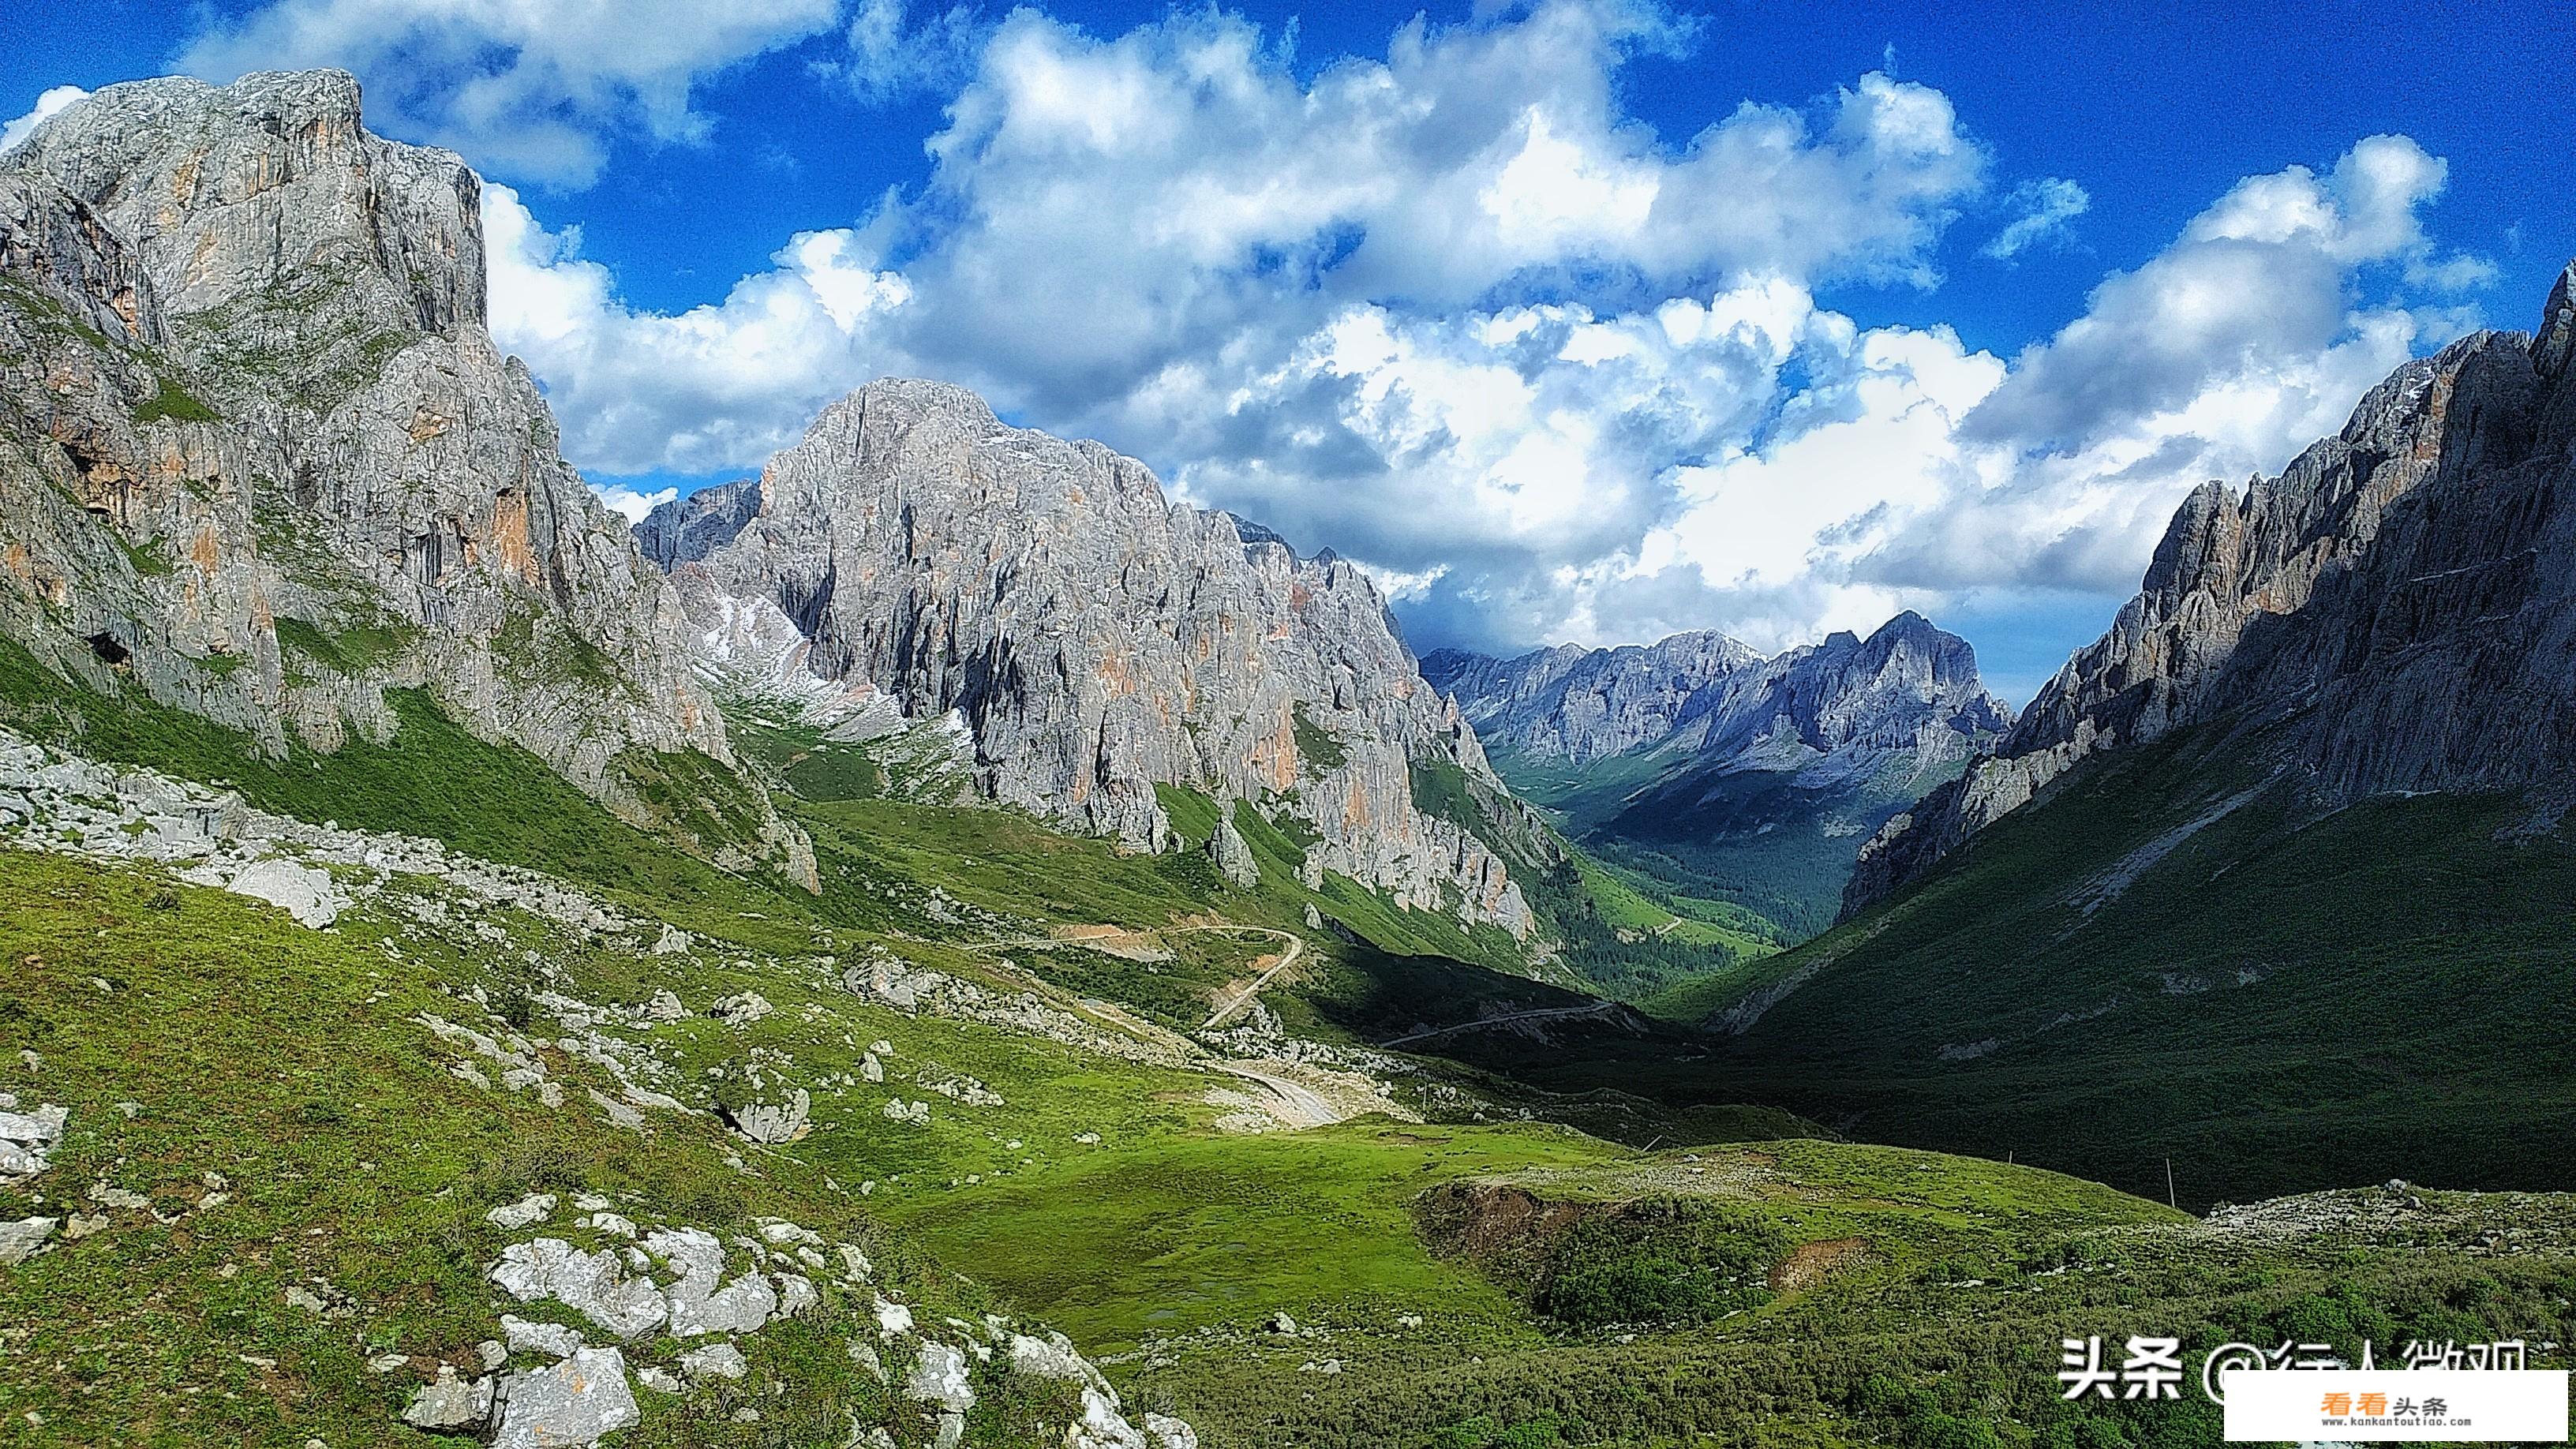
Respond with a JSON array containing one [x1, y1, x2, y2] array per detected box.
[[1192, 927, 1306, 1030]]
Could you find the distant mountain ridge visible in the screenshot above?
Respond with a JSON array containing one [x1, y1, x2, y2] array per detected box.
[[1428, 613, 2008, 773], [1425, 613, 2009, 941]]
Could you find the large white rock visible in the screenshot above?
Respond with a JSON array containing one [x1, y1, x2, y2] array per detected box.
[[223, 858, 345, 927], [402, 1367, 494, 1430], [493, 1346, 638, 1449], [649, 1226, 777, 1336], [0, 1217, 58, 1265], [492, 1238, 667, 1340], [486, 1193, 557, 1230]]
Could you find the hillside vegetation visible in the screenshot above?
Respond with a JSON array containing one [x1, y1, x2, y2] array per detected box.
[[1663, 725, 2576, 1209]]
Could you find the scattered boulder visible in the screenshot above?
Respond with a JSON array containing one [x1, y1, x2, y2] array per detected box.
[[583, 1211, 638, 1238], [1267, 1311, 1297, 1335], [1144, 1413, 1200, 1449], [644, 989, 687, 1020], [874, 1297, 915, 1338], [724, 1089, 811, 1144], [859, 1053, 886, 1084], [776, 1273, 821, 1318], [711, 992, 773, 1025], [88, 1182, 152, 1211], [1208, 805, 1260, 889], [487, 1193, 557, 1230], [0, 1217, 57, 1265], [586, 1088, 647, 1131], [402, 1366, 495, 1432], [501, 1315, 584, 1360], [678, 1341, 748, 1381], [0, 1105, 68, 1179], [493, 1346, 638, 1449], [757, 1218, 822, 1247], [492, 1239, 668, 1339], [635, 1366, 683, 1395], [1303, 902, 1324, 930], [652, 926, 693, 956]]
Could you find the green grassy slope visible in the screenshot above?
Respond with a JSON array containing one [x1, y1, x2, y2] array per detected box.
[[0, 851, 1037, 1447], [1683, 725, 2576, 1208]]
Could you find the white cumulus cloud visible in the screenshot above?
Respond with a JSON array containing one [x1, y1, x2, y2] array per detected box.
[[0, 85, 90, 153], [178, 0, 842, 185], [460, 5, 2488, 663], [484, 183, 911, 473], [590, 483, 679, 525]]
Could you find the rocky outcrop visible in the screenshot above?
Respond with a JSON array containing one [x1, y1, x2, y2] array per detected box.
[[646, 380, 1551, 934], [1431, 612, 2009, 790], [1849, 260, 2576, 915], [635, 478, 758, 570], [0, 70, 803, 878]]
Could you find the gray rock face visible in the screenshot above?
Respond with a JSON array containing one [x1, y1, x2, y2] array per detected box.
[[0, 69, 806, 882], [1209, 802, 1260, 889], [1426, 613, 2007, 773], [402, 1367, 495, 1432], [0, 1216, 56, 1265], [222, 857, 343, 927], [491, 1237, 668, 1340], [493, 1346, 638, 1449], [1851, 260, 2576, 915], [635, 478, 758, 568], [647, 379, 1552, 933]]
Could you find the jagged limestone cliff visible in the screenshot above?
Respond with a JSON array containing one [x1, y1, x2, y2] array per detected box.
[[1848, 260, 2576, 915], [644, 380, 1550, 935], [0, 70, 807, 881]]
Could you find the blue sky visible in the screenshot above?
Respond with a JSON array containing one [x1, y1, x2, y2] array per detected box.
[[4, 0, 2568, 702]]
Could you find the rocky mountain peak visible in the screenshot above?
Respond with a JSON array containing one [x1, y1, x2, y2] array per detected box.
[[9, 69, 484, 347], [646, 376, 1549, 934], [0, 69, 801, 882], [1849, 260, 2576, 916], [2537, 260, 2576, 382]]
